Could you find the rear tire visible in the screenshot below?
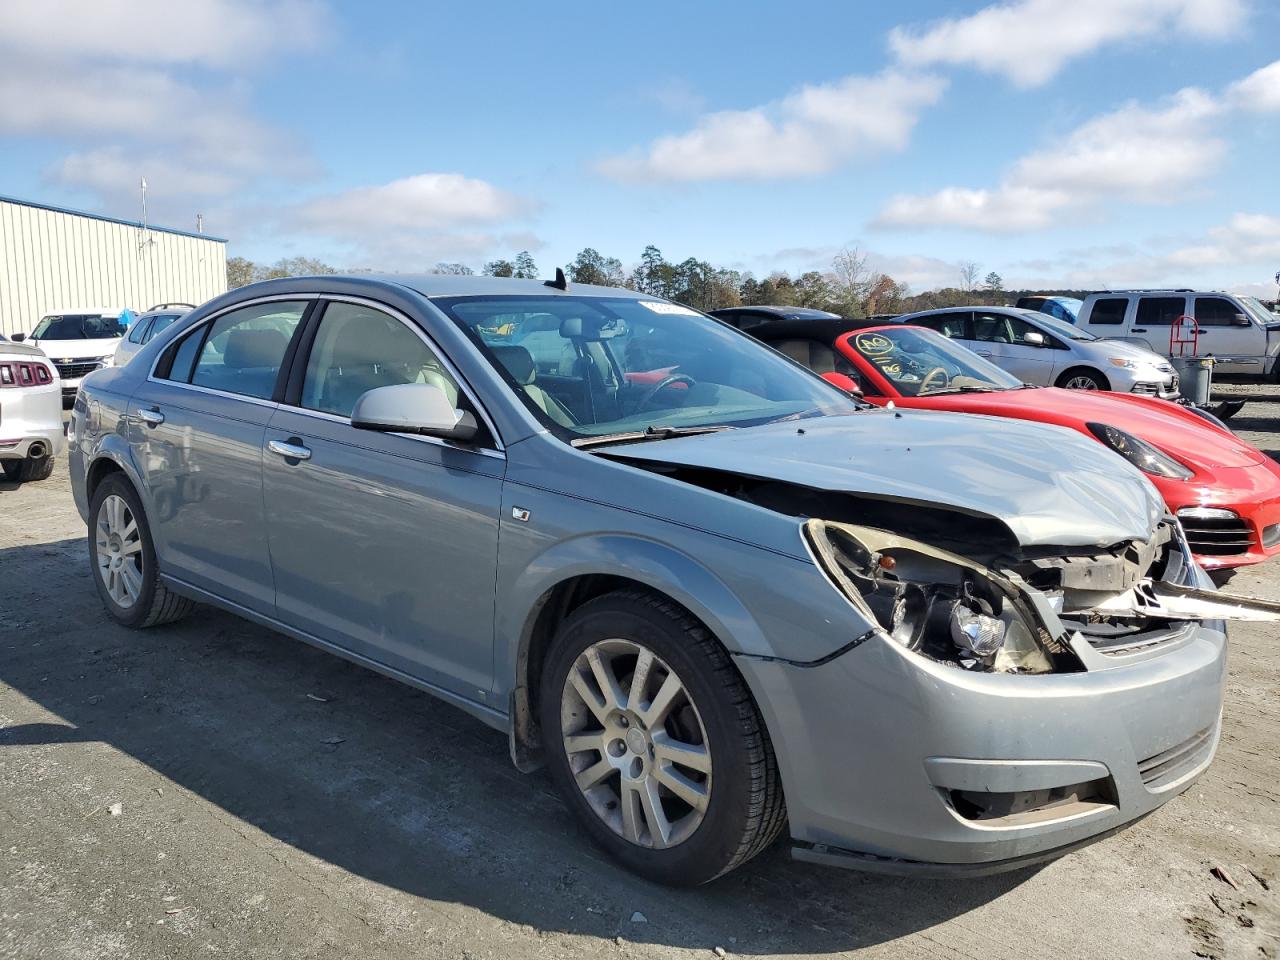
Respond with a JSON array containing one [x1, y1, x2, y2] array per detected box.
[[539, 589, 785, 885], [1, 454, 54, 483], [1056, 367, 1109, 391], [89, 473, 194, 629]]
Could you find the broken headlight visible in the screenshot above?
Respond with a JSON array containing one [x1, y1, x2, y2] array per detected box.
[[1087, 423, 1194, 480], [804, 519, 1080, 674]]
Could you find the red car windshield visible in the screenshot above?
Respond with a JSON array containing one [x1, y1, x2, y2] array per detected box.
[[845, 326, 1023, 397]]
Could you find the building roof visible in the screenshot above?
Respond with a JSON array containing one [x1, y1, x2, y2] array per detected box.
[[0, 194, 227, 243]]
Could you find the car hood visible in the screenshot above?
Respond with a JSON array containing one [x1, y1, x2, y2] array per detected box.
[[30, 337, 120, 360], [923, 388, 1264, 470], [1082, 338, 1168, 366], [603, 409, 1165, 548]]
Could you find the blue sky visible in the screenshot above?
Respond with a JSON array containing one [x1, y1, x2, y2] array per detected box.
[[2, 0, 1278, 295]]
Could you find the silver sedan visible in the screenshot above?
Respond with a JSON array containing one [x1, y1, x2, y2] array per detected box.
[[900, 306, 1179, 397]]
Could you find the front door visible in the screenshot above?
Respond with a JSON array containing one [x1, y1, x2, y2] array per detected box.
[[1191, 295, 1264, 375], [261, 300, 504, 702], [130, 299, 310, 613], [970, 311, 1058, 385]]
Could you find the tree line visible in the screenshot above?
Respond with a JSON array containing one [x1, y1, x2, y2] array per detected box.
[[226, 248, 1058, 317]]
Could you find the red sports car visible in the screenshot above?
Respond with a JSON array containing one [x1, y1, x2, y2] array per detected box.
[[749, 318, 1280, 570]]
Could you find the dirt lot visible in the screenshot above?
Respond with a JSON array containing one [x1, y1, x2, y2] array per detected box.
[[1, 395, 1278, 960]]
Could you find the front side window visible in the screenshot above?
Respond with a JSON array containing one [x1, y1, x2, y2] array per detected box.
[[843, 326, 1022, 396], [126, 318, 151, 344], [1193, 297, 1246, 327], [912, 312, 970, 338], [300, 302, 461, 418], [972, 312, 1040, 344], [436, 296, 859, 441], [32, 314, 126, 340], [188, 301, 307, 399], [1087, 298, 1128, 325], [1136, 296, 1186, 327]]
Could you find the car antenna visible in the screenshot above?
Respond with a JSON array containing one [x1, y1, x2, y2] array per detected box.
[[544, 268, 568, 291]]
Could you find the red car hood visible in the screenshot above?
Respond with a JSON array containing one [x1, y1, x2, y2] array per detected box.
[[912, 388, 1264, 471]]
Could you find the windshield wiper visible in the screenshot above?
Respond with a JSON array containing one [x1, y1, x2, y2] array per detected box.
[[572, 424, 734, 449], [925, 385, 1001, 395]]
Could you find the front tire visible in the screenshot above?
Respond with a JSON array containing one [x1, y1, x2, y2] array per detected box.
[[1056, 367, 1109, 391], [89, 473, 194, 628], [539, 590, 785, 885]]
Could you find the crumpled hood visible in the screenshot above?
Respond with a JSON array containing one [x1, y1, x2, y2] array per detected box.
[[605, 409, 1166, 548], [30, 337, 120, 360]]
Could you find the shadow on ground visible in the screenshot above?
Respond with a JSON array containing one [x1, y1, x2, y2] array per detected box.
[[0, 538, 1036, 954]]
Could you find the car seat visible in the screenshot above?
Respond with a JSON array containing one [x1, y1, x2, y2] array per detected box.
[[490, 345, 576, 427]]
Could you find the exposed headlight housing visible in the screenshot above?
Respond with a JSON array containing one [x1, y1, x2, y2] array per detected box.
[[1087, 422, 1194, 480], [803, 519, 1080, 675], [1108, 357, 1138, 369]]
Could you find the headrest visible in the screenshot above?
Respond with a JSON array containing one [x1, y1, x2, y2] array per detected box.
[[223, 328, 288, 370], [330, 315, 412, 367], [491, 345, 535, 385]]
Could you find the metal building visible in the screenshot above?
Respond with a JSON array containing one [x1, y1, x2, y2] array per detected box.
[[0, 195, 227, 338]]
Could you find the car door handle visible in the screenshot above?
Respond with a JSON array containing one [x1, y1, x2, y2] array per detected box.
[[267, 438, 312, 461], [137, 407, 165, 427], [975, 350, 992, 357], [1132, 327, 1148, 333]]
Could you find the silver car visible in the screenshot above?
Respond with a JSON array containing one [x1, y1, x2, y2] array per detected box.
[[69, 275, 1257, 884], [114, 304, 193, 367], [901, 306, 1179, 397]]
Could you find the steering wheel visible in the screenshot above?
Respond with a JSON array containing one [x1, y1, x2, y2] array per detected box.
[[920, 366, 950, 393], [635, 374, 696, 412]]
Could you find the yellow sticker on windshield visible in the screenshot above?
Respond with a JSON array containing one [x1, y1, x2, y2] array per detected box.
[[855, 333, 894, 355]]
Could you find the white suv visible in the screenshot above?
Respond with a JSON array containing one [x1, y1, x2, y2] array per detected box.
[[13, 308, 133, 401], [1076, 290, 1280, 378]]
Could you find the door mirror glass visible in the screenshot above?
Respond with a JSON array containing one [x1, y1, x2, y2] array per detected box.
[[821, 371, 863, 396], [1234, 313, 1252, 326], [351, 382, 477, 441], [1022, 330, 1048, 347]]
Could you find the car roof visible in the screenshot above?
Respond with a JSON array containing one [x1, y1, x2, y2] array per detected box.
[[746, 318, 901, 343], [709, 305, 842, 320], [362, 274, 651, 300]]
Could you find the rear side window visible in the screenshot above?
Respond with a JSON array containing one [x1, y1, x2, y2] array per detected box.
[[1136, 297, 1186, 327], [913, 312, 970, 338], [126, 318, 152, 344], [771, 338, 854, 376], [1193, 297, 1246, 327], [1086, 298, 1128, 325], [159, 327, 204, 382], [187, 302, 307, 399], [143, 314, 181, 344]]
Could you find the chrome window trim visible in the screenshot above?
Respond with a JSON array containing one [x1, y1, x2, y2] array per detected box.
[[273, 401, 506, 461], [311, 294, 505, 452]]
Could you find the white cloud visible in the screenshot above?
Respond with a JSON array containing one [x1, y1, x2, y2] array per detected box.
[[599, 70, 946, 181], [279, 174, 538, 270], [890, 0, 1247, 87], [1227, 59, 1280, 112], [875, 87, 1225, 231], [0, 0, 330, 68]]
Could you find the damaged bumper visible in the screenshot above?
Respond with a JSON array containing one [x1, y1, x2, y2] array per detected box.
[[735, 580, 1227, 873]]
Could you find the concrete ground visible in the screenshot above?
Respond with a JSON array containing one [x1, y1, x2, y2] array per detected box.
[[1, 396, 1277, 960]]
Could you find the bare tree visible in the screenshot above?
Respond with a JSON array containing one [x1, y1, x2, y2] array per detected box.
[[831, 247, 871, 317], [959, 261, 981, 292]]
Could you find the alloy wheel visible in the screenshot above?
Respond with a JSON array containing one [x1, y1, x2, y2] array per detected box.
[[1063, 375, 1100, 390], [560, 639, 712, 849], [96, 493, 143, 609]]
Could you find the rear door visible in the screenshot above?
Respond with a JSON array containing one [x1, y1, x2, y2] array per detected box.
[[1128, 296, 1188, 355], [129, 297, 311, 613], [261, 298, 505, 700], [1191, 295, 1265, 374]]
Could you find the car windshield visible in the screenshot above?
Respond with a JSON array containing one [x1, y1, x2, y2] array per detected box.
[[1241, 297, 1277, 325], [1021, 310, 1095, 341], [31, 313, 126, 340], [846, 326, 1023, 396], [437, 295, 862, 441]]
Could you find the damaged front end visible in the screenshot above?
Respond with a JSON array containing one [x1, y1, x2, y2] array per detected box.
[[805, 517, 1279, 674]]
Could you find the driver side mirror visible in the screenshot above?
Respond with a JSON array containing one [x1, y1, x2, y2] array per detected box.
[[1233, 313, 1252, 326], [822, 372, 863, 397], [10, 333, 25, 342], [351, 383, 477, 441], [1022, 331, 1048, 347]]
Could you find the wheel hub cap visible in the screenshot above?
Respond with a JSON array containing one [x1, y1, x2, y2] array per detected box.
[[560, 639, 712, 850]]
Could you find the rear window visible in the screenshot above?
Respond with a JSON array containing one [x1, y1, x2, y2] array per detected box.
[[1086, 298, 1128, 325]]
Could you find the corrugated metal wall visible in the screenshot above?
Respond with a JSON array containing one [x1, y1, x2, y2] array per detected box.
[[0, 199, 227, 338]]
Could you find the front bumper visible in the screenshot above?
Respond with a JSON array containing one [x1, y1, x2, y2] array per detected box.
[[736, 590, 1226, 873], [1122, 371, 1180, 399], [1169, 461, 1280, 569]]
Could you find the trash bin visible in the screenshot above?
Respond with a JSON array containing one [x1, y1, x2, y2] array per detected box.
[[1171, 356, 1213, 405]]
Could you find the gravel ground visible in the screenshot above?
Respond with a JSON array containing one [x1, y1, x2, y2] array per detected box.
[[1, 398, 1277, 960]]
